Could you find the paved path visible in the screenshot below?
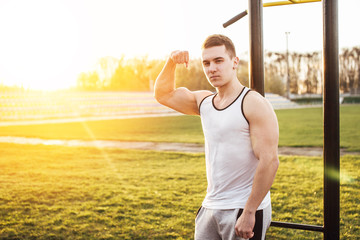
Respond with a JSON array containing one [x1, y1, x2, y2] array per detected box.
[[0, 136, 358, 156]]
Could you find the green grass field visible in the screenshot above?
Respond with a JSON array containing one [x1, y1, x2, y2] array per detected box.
[[0, 105, 359, 151], [0, 143, 359, 239], [0, 105, 359, 239]]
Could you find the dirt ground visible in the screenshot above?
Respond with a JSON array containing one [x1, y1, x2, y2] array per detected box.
[[148, 142, 358, 156], [1, 136, 358, 156]]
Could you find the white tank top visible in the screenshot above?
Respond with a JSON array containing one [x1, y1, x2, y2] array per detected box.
[[199, 87, 270, 210]]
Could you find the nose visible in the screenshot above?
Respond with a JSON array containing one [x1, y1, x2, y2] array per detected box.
[[208, 62, 217, 73]]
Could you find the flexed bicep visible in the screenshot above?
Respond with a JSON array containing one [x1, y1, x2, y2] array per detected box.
[[154, 51, 212, 115]]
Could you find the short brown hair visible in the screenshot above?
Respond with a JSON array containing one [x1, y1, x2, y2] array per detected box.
[[202, 34, 236, 58]]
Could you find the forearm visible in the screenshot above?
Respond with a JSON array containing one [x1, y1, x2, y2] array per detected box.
[[154, 58, 177, 102], [235, 156, 278, 238], [244, 155, 279, 214]]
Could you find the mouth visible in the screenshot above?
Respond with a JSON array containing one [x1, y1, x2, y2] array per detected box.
[[209, 75, 220, 80]]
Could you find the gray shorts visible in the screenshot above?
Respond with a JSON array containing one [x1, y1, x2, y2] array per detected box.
[[195, 204, 271, 240]]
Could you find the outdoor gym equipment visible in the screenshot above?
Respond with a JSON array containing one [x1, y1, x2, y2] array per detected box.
[[223, 1, 339, 239]]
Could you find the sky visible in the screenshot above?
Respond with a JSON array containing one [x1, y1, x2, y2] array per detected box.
[[0, 0, 359, 90]]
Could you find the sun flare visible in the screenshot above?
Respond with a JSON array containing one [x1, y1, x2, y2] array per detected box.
[[0, 1, 82, 91]]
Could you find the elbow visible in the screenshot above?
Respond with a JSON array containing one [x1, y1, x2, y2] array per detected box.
[[268, 151, 279, 168], [270, 154, 280, 173], [153, 85, 163, 102], [273, 157, 280, 171], [154, 90, 161, 103], [260, 153, 279, 172], [154, 89, 171, 105], [154, 91, 166, 105]]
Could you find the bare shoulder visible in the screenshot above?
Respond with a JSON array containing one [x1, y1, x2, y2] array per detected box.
[[193, 90, 214, 104], [243, 91, 276, 122], [189, 89, 214, 115]]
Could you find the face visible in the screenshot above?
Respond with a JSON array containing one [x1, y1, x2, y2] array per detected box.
[[201, 45, 238, 88]]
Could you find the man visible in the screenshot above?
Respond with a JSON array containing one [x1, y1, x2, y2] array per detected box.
[[154, 34, 279, 240]]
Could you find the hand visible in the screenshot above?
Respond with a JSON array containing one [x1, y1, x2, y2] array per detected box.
[[170, 50, 189, 68], [235, 210, 256, 239]]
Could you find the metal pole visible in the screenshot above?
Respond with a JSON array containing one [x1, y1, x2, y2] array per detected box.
[[271, 221, 324, 232], [248, 0, 264, 96], [323, 0, 339, 239], [223, 10, 248, 28]]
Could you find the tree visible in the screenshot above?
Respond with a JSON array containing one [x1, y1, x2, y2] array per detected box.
[[175, 59, 213, 91], [303, 52, 321, 94], [237, 59, 249, 88], [265, 52, 286, 95], [77, 71, 100, 90], [97, 56, 120, 89], [74, 47, 360, 94], [340, 47, 360, 94]]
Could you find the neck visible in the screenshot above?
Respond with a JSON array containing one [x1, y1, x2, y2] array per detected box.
[[216, 78, 244, 99]]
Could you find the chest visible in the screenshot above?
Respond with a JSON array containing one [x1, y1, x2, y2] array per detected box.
[[200, 98, 249, 140]]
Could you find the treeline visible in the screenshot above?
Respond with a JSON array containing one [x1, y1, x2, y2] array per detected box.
[[77, 56, 166, 91], [76, 47, 360, 95], [265, 46, 360, 95]]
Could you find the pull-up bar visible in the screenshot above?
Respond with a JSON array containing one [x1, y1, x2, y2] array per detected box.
[[263, 0, 321, 7], [223, 0, 321, 28]]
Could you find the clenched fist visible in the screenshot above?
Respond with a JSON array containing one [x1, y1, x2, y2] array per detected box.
[[235, 210, 255, 239], [170, 50, 189, 68]]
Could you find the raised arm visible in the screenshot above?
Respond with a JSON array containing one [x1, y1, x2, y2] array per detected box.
[[154, 50, 212, 115], [235, 91, 280, 239]]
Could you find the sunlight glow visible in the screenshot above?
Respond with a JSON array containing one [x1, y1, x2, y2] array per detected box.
[[0, 1, 82, 90], [79, 120, 122, 180], [0, 0, 358, 91]]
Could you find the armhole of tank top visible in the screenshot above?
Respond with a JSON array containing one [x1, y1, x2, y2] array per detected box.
[[198, 93, 215, 115], [241, 89, 251, 125]]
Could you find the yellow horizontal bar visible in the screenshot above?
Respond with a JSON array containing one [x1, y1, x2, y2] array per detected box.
[[263, 0, 321, 7]]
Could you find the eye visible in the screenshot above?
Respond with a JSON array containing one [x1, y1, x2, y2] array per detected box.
[[203, 62, 210, 67]]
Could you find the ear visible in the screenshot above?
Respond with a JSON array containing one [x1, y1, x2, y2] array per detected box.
[[233, 57, 239, 69]]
